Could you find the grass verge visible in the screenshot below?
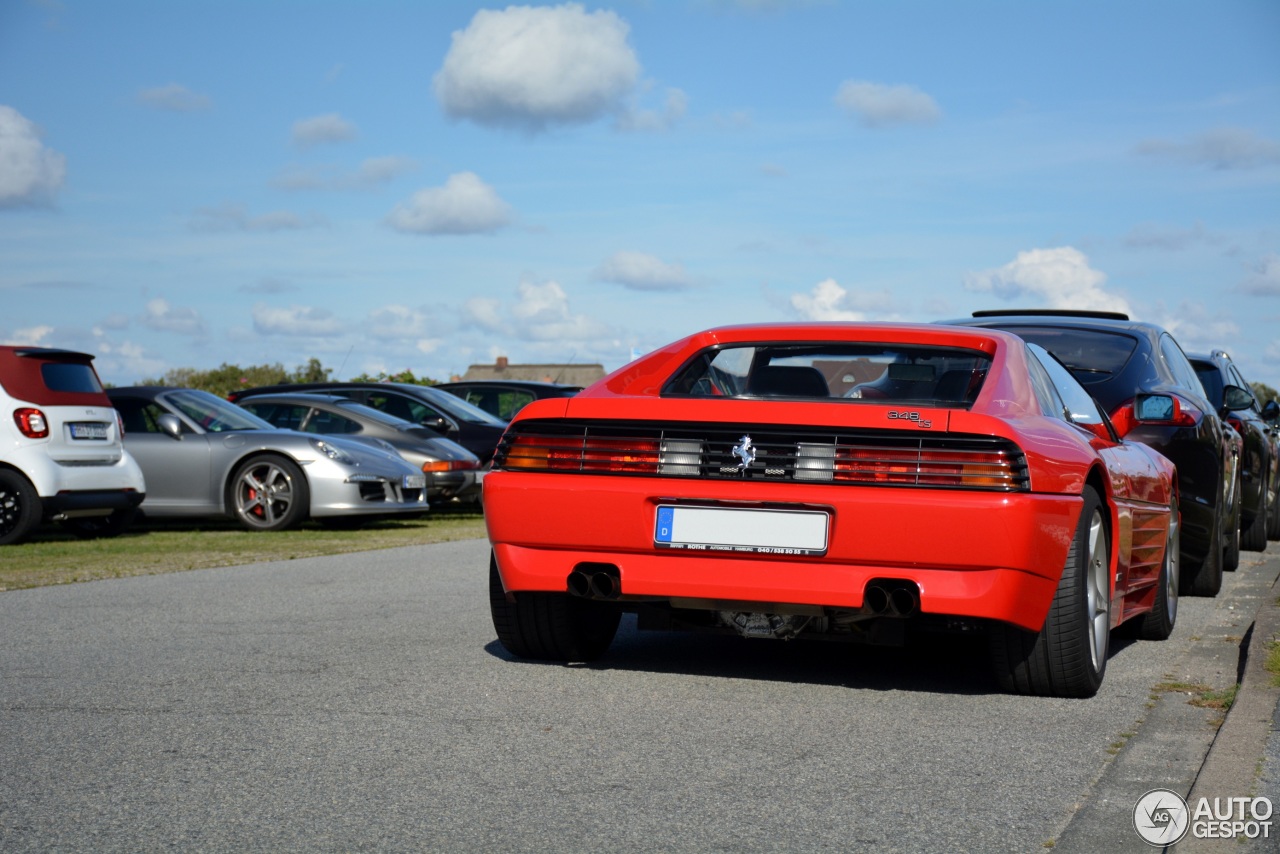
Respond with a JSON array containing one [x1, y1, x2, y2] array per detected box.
[[0, 507, 487, 592]]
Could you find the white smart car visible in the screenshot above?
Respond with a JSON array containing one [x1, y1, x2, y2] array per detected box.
[[0, 346, 147, 544]]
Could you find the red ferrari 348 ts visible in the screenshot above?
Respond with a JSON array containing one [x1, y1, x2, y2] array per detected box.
[[484, 323, 1181, 697]]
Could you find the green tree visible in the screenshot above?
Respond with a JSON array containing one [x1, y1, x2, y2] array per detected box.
[[139, 359, 333, 397], [347, 368, 438, 386], [1252, 381, 1278, 407]]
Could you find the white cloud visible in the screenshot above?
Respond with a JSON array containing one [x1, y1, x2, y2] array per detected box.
[[139, 298, 206, 336], [385, 172, 512, 235], [790, 278, 893, 321], [137, 84, 211, 112], [433, 3, 641, 132], [1238, 254, 1280, 297], [1136, 127, 1280, 170], [1148, 301, 1240, 351], [0, 105, 66, 208], [834, 80, 940, 128], [252, 303, 344, 337], [616, 88, 688, 132], [273, 156, 418, 192], [291, 113, 357, 148], [463, 279, 612, 345], [593, 250, 693, 291], [189, 203, 325, 232], [3, 324, 54, 345], [964, 247, 1130, 315], [463, 297, 505, 333]]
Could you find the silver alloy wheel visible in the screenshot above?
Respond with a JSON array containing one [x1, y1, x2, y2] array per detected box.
[[234, 460, 296, 529], [1085, 508, 1110, 670]]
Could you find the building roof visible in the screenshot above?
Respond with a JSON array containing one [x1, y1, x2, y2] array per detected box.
[[461, 357, 605, 387]]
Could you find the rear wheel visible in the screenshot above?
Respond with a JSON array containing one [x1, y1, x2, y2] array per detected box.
[[990, 487, 1110, 698], [229, 455, 309, 531], [62, 507, 137, 540], [1183, 489, 1224, 597], [489, 552, 619, 661], [1224, 475, 1244, 567], [0, 470, 40, 546], [1268, 480, 1280, 541], [1242, 476, 1268, 552], [1133, 496, 1179, 641]]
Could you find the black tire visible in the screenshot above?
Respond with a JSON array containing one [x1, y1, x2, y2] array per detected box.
[[1268, 481, 1280, 541], [0, 470, 41, 546], [489, 552, 619, 661], [228, 455, 309, 531], [62, 507, 137, 540], [1133, 496, 1179, 641], [1182, 490, 1224, 598], [1223, 474, 1242, 569], [990, 486, 1111, 698], [1242, 505, 1268, 552]]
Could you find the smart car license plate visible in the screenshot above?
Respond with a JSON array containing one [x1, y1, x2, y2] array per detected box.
[[403, 474, 426, 489], [69, 422, 109, 440], [654, 505, 829, 556]]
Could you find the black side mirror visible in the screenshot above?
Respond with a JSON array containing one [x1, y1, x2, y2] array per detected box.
[[1262, 399, 1280, 423], [1222, 384, 1255, 414]]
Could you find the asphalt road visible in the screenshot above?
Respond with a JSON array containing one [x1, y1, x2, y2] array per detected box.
[[1, 538, 1276, 853]]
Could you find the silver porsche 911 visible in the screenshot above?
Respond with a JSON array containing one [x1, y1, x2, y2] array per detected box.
[[108, 387, 428, 531]]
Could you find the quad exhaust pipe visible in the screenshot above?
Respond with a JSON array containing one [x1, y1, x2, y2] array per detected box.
[[863, 580, 920, 618], [567, 565, 622, 601]]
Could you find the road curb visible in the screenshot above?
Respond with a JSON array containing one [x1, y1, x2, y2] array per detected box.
[[1054, 548, 1280, 853], [1181, 557, 1280, 853]]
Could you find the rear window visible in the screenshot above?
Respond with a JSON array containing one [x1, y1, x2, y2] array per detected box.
[[41, 362, 103, 394], [0, 347, 109, 406], [1192, 361, 1224, 407], [663, 343, 992, 406], [995, 326, 1139, 383]]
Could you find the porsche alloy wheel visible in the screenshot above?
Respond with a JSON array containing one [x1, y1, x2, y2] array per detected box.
[[229, 455, 309, 531], [990, 486, 1111, 698], [488, 552, 619, 662], [0, 470, 40, 547], [1134, 496, 1179, 641]]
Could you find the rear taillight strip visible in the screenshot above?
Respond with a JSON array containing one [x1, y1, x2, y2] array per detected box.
[[495, 422, 1029, 491]]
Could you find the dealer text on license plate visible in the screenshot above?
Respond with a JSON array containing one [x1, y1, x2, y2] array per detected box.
[[654, 505, 829, 556]]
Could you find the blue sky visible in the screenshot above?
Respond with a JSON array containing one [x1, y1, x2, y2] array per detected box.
[[2, 0, 1278, 388]]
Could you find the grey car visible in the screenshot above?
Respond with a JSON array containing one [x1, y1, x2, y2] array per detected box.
[[109, 387, 428, 531], [237, 393, 482, 505]]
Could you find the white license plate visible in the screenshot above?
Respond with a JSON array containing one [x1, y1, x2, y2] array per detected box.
[[69, 422, 109, 440], [403, 474, 426, 489], [654, 505, 829, 556]]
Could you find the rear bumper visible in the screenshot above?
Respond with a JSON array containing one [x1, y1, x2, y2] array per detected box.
[[485, 472, 1082, 632]]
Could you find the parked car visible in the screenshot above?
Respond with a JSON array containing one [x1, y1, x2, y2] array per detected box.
[[0, 346, 146, 544], [1188, 350, 1280, 551], [485, 322, 1180, 698], [949, 310, 1240, 597], [1265, 397, 1280, 539], [108, 387, 427, 531], [229, 382, 508, 463], [237, 393, 482, 505], [434, 380, 582, 421]]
